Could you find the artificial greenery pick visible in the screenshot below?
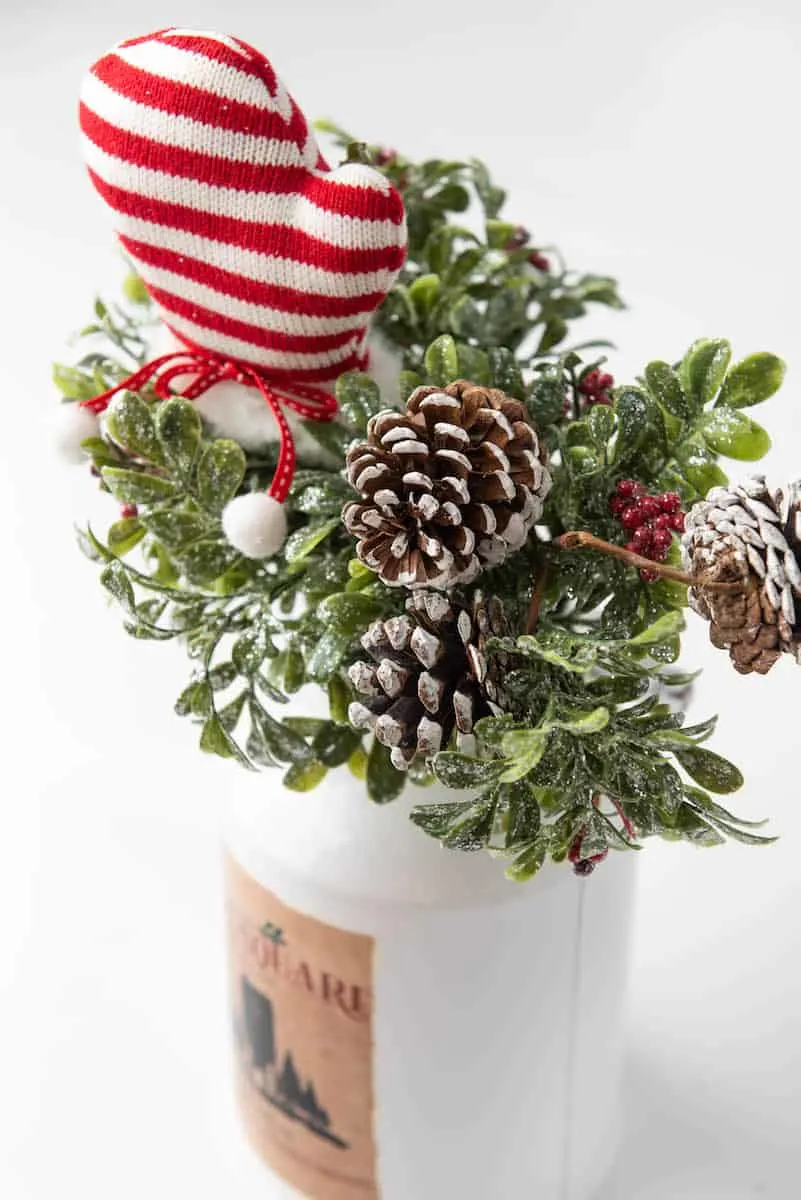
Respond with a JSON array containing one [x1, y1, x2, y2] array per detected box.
[[57, 133, 793, 881]]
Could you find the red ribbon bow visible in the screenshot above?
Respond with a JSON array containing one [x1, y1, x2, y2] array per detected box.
[[81, 349, 339, 503]]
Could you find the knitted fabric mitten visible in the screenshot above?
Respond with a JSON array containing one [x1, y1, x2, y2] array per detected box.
[[79, 27, 407, 383]]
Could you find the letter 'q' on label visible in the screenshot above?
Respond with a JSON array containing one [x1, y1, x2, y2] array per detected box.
[[226, 855, 377, 1199]]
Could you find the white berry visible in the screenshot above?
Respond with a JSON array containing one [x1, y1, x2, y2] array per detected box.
[[54, 403, 100, 464], [222, 492, 288, 559]]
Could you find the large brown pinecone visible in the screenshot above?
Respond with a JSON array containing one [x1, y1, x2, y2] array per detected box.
[[682, 476, 801, 674], [347, 590, 508, 770], [342, 380, 551, 590]]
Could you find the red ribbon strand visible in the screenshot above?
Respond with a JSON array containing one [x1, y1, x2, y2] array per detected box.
[[81, 349, 338, 503]]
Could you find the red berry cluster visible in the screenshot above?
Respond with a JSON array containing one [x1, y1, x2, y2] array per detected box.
[[579, 369, 614, 407], [502, 227, 551, 272], [608, 480, 685, 583]]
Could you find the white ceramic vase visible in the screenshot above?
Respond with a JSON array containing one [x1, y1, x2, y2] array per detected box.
[[222, 748, 636, 1200]]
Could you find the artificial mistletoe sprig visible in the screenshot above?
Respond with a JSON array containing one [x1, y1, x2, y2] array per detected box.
[[57, 142, 790, 879]]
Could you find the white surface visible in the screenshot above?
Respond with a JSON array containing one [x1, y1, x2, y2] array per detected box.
[[2, 1, 801, 1197]]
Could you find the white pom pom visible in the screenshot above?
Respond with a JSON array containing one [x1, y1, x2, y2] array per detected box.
[[54, 403, 100, 464], [222, 492, 288, 559]]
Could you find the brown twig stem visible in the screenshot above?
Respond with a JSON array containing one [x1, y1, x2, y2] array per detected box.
[[555, 531, 743, 593], [525, 556, 549, 634]]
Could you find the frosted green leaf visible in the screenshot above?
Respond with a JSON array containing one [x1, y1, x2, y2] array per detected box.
[[552, 706, 610, 735], [366, 739, 405, 804], [305, 630, 351, 681], [105, 392, 164, 463], [283, 760, 327, 792], [432, 753, 507, 789], [312, 723, 361, 767], [700, 408, 771, 460], [409, 273, 441, 316], [505, 836, 548, 882], [500, 731, 548, 782], [102, 467, 176, 506], [100, 561, 135, 616], [336, 372, 382, 432], [629, 611, 685, 645], [679, 338, 731, 408], [675, 746, 744, 794], [645, 361, 691, 421], [196, 440, 246, 513], [107, 517, 145, 556], [614, 387, 650, 460], [717, 353, 786, 409], [320, 591, 384, 632], [156, 398, 202, 473], [176, 539, 237, 584], [284, 518, 341, 563], [141, 509, 207, 550], [199, 715, 234, 758], [424, 334, 459, 385]]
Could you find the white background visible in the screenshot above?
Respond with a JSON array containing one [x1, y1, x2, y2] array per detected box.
[[2, 1, 801, 1196]]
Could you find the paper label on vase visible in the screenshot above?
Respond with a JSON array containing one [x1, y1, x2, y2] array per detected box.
[[225, 855, 378, 1199]]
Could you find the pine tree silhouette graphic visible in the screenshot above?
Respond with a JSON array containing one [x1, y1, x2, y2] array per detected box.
[[239, 976, 348, 1149]]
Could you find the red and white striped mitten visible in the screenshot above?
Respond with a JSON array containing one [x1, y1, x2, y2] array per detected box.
[[74, 27, 407, 555]]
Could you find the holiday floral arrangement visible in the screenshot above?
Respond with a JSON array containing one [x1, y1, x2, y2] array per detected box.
[[57, 28, 795, 881]]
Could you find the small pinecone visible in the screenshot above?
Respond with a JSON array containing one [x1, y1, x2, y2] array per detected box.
[[347, 590, 508, 770], [343, 380, 551, 589], [682, 476, 801, 674]]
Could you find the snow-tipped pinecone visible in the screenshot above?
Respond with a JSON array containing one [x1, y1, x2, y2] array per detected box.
[[343, 380, 551, 589], [347, 590, 508, 770], [682, 476, 801, 674]]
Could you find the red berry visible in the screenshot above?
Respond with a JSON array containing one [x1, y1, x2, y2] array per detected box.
[[651, 528, 672, 553], [632, 526, 652, 553], [120, 504, 138, 520], [504, 225, 530, 252], [587, 394, 613, 407], [616, 479, 637, 498], [668, 512, 686, 532], [631, 482, 647, 500], [625, 540, 640, 554], [621, 505, 645, 531], [659, 491, 682, 514], [579, 370, 600, 396], [598, 373, 614, 390], [609, 496, 627, 515], [640, 567, 659, 583], [653, 513, 671, 530], [528, 250, 550, 272], [375, 147, 398, 167], [640, 497, 662, 521]]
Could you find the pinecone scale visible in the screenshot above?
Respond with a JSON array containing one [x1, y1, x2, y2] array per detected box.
[[343, 381, 551, 590], [347, 590, 507, 770]]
